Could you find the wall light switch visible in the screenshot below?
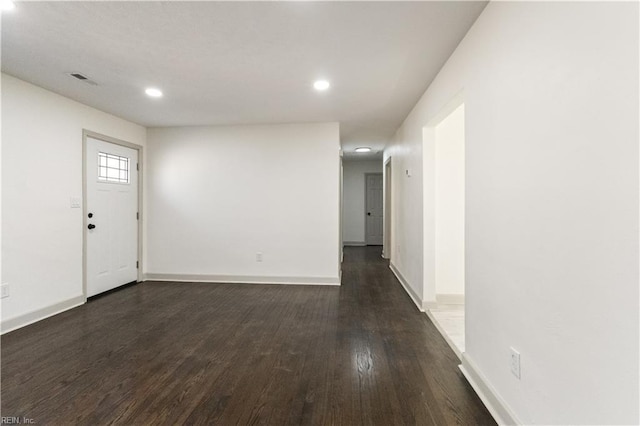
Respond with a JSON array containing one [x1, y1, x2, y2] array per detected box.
[[256, 252, 263, 262], [510, 347, 521, 380], [1, 284, 10, 299], [70, 197, 81, 208]]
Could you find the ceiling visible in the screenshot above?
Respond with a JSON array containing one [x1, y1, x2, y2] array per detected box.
[[1, 1, 486, 159]]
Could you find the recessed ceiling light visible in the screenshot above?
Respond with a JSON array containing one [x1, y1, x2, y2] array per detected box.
[[355, 147, 372, 153], [313, 80, 330, 91], [145, 87, 163, 98], [1, 0, 16, 11]]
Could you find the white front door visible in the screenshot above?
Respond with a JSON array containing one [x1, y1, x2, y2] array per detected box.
[[365, 173, 384, 245], [85, 137, 139, 297]]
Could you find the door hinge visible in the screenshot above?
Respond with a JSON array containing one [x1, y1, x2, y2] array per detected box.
[[136, 261, 139, 269], [136, 163, 139, 171], [136, 212, 139, 220]]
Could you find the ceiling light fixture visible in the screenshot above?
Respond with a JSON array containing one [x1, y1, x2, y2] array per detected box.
[[145, 87, 163, 98], [313, 80, 330, 91], [355, 147, 372, 153], [1, 0, 16, 11]]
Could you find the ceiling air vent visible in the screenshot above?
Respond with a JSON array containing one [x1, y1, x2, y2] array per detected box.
[[67, 72, 98, 86]]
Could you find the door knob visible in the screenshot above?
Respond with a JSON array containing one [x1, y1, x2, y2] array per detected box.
[[88, 224, 96, 230]]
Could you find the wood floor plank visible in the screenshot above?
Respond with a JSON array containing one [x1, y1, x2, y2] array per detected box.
[[1, 247, 495, 425]]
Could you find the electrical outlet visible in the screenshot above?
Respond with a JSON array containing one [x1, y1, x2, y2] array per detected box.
[[510, 347, 521, 379], [1, 284, 10, 299], [256, 252, 263, 262]]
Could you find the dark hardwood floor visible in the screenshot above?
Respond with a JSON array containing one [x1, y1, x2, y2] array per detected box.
[[1, 247, 494, 425]]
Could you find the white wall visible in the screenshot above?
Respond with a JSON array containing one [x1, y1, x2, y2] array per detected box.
[[435, 104, 465, 297], [145, 123, 341, 284], [386, 2, 638, 424], [1, 74, 146, 331], [385, 128, 424, 301], [0, 73, 3, 328], [342, 160, 382, 244]]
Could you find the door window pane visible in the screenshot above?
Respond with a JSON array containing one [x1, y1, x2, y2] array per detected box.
[[98, 152, 130, 183]]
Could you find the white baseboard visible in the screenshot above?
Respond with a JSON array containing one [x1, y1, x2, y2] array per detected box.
[[343, 241, 366, 246], [459, 353, 521, 425], [1, 295, 86, 334], [144, 273, 341, 286], [425, 308, 462, 360], [389, 262, 424, 312], [436, 293, 465, 305], [422, 300, 438, 310]]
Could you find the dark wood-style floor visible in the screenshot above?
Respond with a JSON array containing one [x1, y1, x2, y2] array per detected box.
[[1, 247, 494, 425]]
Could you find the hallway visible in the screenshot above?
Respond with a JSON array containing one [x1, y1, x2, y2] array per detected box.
[[1, 247, 494, 425]]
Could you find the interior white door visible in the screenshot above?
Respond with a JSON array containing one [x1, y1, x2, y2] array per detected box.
[[365, 173, 384, 245], [85, 137, 138, 297]]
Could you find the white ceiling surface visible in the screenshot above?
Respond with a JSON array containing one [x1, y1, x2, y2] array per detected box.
[[1, 1, 486, 158]]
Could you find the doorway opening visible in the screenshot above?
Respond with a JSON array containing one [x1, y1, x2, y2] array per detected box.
[[82, 130, 143, 299], [365, 173, 383, 246], [426, 102, 466, 356]]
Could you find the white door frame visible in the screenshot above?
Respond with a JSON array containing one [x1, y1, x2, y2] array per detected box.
[[383, 158, 392, 258], [339, 155, 344, 265], [364, 172, 383, 245], [422, 92, 465, 304], [82, 129, 144, 299]]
